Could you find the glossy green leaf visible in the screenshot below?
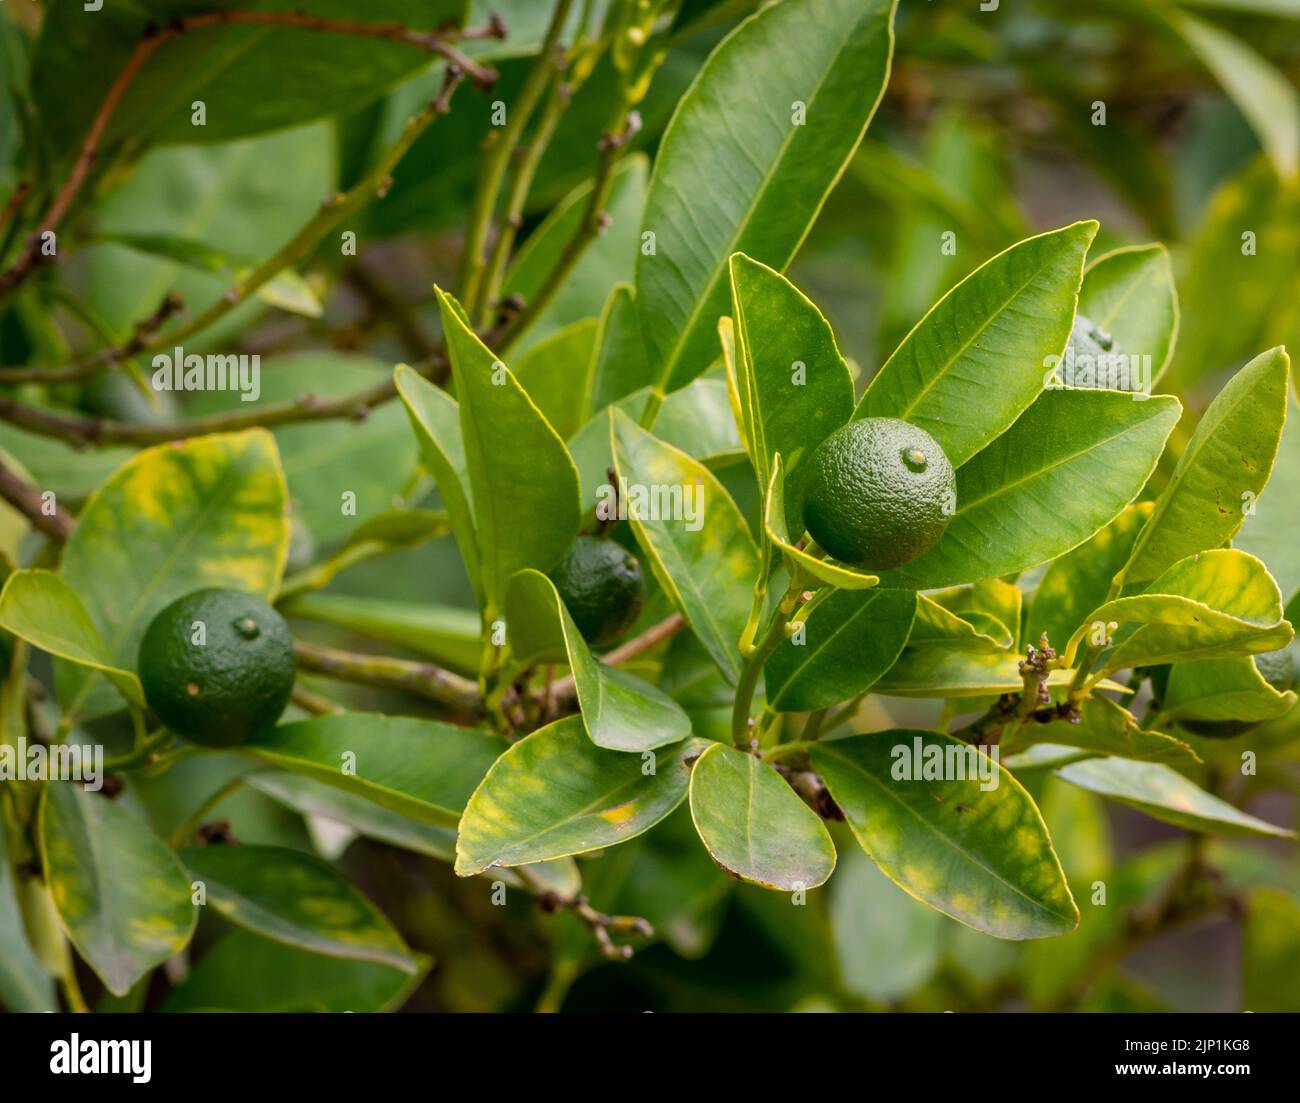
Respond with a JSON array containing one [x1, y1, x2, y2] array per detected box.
[[1079, 244, 1179, 385], [813, 731, 1078, 939], [507, 569, 691, 752], [279, 591, 481, 677], [763, 455, 879, 590], [1073, 549, 1293, 672], [929, 580, 1021, 650], [1027, 503, 1151, 655], [637, 0, 896, 392], [874, 649, 1106, 698], [1163, 656, 1297, 723], [857, 222, 1097, 467], [437, 289, 580, 617], [1235, 392, 1300, 600], [610, 409, 761, 683], [180, 844, 420, 973], [764, 587, 916, 712], [688, 743, 835, 890], [1055, 757, 1295, 838], [0, 570, 143, 707], [0, 815, 56, 1012], [514, 319, 600, 440], [58, 430, 289, 721], [728, 253, 855, 510], [909, 593, 1009, 653], [502, 156, 647, 354], [454, 716, 697, 875], [1121, 346, 1290, 586], [39, 783, 196, 997], [587, 284, 656, 415], [877, 391, 1180, 589], [243, 713, 507, 829], [162, 930, 428, 1013], [1003, 694, 1199, 765]]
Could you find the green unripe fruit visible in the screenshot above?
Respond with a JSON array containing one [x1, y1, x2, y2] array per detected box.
[[549, 535, 646, 647], [800, 417, 955, 569], [138, 588, 295, 747]]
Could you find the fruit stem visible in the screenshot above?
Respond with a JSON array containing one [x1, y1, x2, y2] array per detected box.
[[731, 583, 800, 748]]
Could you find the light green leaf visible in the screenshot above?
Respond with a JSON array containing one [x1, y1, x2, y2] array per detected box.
[[875, 649, 1099, 699], [0, 815, 56, 1012], [764, 587, 916, 712], [1003, 693, 1199, 765], [58, 430, 289, 721], [437, 289, 580, 617], [39, 783, 196, 997], [1079, 244, 1179, 385], [813, 731, 1078, 939], [0, 570, 143, 707], [877, 390, 1180, 589], [688, 743, 835, 890], [1056, 757, 1295, 838], [610, 409, 760, 683], [728, 253, 855, 509], [454, 716, 697, 875], [1242, 889, 1300, 1013], [1122, 346, 1291, 586], [929, 580, 1021, 651], [1235, 392, 1300, 600], [513, 319, 600, 440], [506, 569, 691, 752], [242, 713, 507, 829], [638, 0, 896, 392], [161, 930, 428, 1013], [857, 222, 1097, 468], [180, 844, 420, 973], [909, 593, 1010, 653], [1163, 656, 1297, 724], [1074, 549, 1293, 671]]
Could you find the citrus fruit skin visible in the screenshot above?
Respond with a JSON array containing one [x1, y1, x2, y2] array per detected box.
[[138, 588, 295, 748], [549, 536, 646, 647], [800, 418, 955, 569]]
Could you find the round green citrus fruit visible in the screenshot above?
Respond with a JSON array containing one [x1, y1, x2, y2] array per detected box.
[[800, 418, 955, 569], [549, 536, 646, 647], [138, 588, 295, 747]]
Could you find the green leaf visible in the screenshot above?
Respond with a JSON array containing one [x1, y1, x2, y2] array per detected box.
[[877, 391, 1180, 589], [764, 587, 916, 712], [610, 409, 761, 683], [454, 716, 697, 875], [180, 844, 420, 973], [1163, 656, 1297, 724], [929, 580, 1021, 650], [727, 253, 855, 508], [1242, 889, 1300, 1013], [506, 569, 691, 752], [1121, 346, 1291, 586], [1055, 757, 1295, 838], [394, 365, 482, 606], [857, 222, 1097, 468], [1167, 9, 1300, 179], [58, 430, 289, 721], [0, 815, 56, 1012], [502, 155, 647, 354], [813, 731, 1078, 939], [513, 319, 600, 440], [437, 289, 580, 617], [763, 456, 879, 590], [875, 647, 1096, 698], [1027, 503, 1152, 655], [34, 1, 468, 157], [279, 592, 481, 677], [1235, 391, 1300, 600], [242, 714, 507, 829], [587, 285, 656, 415], [687, 743, 836, 890], [909, 593, 1010, 653], [1078, 244, 1180, 385], [1003, 694, 1199, 765], [1074, 549, 1293, 672], [39, 783, 196, 997], [0, 570, 143, 707], [637, 0, 896, 392], [161, 930, 428, 1013]]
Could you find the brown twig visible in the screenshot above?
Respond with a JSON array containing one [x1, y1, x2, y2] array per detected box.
[[0, 182, 31, 238], [0, 457, 75, 543], [515, 865, 653, 962], [549, 613, 686, 706], [292, 639, 481, 715]]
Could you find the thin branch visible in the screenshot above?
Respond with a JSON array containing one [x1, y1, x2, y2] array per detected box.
[[550, 613, 685, 705], [514, 864, 653, 962], [0, 456, 75, 543], [293, 639, 481, 715]]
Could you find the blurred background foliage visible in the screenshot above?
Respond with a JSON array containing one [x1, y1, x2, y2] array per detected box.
[[1, 0, 1299, 1011]]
